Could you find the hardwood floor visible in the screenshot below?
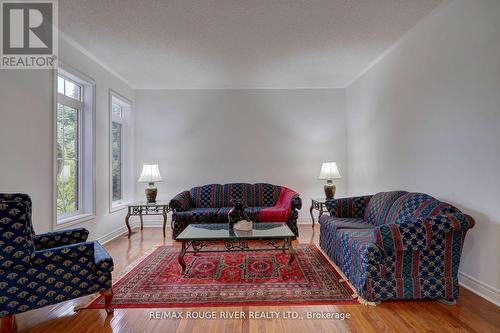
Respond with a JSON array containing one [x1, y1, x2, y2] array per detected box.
[[14, 225, 500, 333]]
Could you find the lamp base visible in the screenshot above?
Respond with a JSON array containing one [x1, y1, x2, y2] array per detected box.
[[324, 180, 336, 199], [145, 182, 157, 203]]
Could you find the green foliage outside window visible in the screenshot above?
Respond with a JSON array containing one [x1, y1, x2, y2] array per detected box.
[[56, 103, 79, 216]]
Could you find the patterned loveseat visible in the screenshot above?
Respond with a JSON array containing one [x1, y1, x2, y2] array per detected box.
[[169, 183, 302, 238], [319, 191, 475, 303], [0, 193, 114, 328]]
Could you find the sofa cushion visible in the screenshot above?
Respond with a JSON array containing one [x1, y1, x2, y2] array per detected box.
[[172, 208, 218, 222], [252, 183, 281, 207], [257, 207, 290, 221], [384, 192, 461, 224], [215, 207, 232, 222], [190, 184, 224, 208], [244, 207, 262, 221], [364, 191, 408, 226], [222, 183, 253, 207]]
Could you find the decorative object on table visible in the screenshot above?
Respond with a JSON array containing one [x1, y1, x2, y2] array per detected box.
[[227, 198, 252, 230], [0, 193, 114, 331], [138, 164, 163, 203], [169, 183, 302, 239], [319, 191, 475, 303], [309, 197, 327, 228], [85, 244, 358, 309], [125, 201, 170, 238], [318, 161, 341, 199]]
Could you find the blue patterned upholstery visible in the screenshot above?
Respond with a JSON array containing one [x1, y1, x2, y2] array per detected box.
[[0, 194, 113, 318], [172, 208, 218, 222], [170, 183, 301, 238], [364, 191, 407, 225], [319, 191, 475, 302], [169, 190, 191, 212], [252, 183, 281, 207], [325, 195, 373, 219], [222, 183, 253, 207]]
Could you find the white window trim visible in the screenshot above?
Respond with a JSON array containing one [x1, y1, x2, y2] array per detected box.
[[56, 75, 84, 221], [53, 63, 96, 230], [109, 89, 132, 212]]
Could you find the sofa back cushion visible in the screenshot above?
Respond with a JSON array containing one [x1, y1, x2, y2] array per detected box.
[[364, 191, 408, 225], [190, 184, 224, 208], [222, 183, 253, 207], [252, 183, 281, 207], [384, 192, 461, 224], [191, 183, 283, 208]]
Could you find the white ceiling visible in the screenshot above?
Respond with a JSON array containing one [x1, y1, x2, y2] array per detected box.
[[59, 0, 442, 89]]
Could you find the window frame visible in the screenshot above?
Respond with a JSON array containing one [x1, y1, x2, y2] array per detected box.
[[56, 82, 83, 219], [53, 63, 96, 229], [109, 89, 132, 212]]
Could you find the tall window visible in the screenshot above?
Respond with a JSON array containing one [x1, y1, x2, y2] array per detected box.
[[56, 76, 82, 218], [56, 70, 94, 224], [110, 91, 131, 209]]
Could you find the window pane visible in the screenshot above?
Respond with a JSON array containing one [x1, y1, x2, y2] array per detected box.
[[57, 159, 78, 215], [112, 122, 122, 201], [56, 104, 64, 160], [57, 76, 65, 94], [112, 103, 123, 118], [64, 79, 81, 100], [57, 105, 78, 159]]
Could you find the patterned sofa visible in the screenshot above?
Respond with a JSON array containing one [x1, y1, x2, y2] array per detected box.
[[169, 183, 302, 238], [319, 191, 475, 303], [0, 194, 114, 329]]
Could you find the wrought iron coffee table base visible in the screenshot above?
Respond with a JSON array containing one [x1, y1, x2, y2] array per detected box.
[[178, 237, 296, 274]]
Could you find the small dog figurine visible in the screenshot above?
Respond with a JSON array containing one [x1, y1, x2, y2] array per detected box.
[[228, 198, 252, 231]]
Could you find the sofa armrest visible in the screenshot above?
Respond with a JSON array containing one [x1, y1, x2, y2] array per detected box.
[[326, 195, 372, 218], [33, 228, 89, 250], [374, 213, 475, 252], [169, 190, 192, 212], [32, 241, 97, 269], [291, 195, 302, 210]]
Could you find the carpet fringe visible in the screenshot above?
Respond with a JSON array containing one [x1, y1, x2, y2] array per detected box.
[[75, 245, 163, 312]]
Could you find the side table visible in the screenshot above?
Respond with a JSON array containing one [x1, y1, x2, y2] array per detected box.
[[309, 198, 328, 227], [125, 202, 170, 238]]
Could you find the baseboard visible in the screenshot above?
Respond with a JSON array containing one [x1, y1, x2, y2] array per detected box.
[[297, 217, 313, 225], [459, 271, 500, 306], [96, 226, 129, 245]]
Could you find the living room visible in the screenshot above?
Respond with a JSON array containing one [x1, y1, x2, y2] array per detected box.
[[0, 0, 499, 332]]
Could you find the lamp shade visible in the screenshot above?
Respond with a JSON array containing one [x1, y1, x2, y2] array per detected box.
[[138, 164, 163, 183], [319, 162, 341, 180]]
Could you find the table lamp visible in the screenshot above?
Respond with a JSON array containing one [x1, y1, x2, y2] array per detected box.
[[319, 161, 341, 199], [138, 164, 163, 203]]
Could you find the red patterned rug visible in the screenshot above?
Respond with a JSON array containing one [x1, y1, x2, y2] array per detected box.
[[87, 244, 357, 308]]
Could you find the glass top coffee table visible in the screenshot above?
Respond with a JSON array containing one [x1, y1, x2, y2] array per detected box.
[[176, 223, 296, 274]]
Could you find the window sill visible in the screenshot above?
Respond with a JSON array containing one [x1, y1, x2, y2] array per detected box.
[[55, 213, 96, 230], [110, 201, 131, 213]]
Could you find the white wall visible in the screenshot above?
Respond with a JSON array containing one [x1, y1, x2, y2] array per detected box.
[[0, 70, 54, 231], [57, 37, 136, 241], [0, 36, 135, 241], [134, 89, 347, 220], [346, 0, 500, 305]]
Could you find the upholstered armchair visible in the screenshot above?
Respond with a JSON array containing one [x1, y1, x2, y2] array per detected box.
[[0, 194, 114, 331]]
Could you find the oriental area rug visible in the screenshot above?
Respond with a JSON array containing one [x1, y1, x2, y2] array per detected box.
[[87, 244, 358, 308]]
